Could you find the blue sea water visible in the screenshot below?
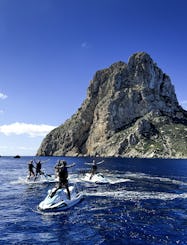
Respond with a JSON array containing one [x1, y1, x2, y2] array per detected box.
[[0, 156, 187, 245]]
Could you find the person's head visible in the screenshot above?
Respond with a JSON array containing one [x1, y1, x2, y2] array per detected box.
[[62, 160, 67, 166], [61, 160, 67, 166]]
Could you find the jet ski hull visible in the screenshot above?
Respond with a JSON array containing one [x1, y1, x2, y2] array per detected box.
[[38, 186, 83, 212], [83, 173, 109, 184]]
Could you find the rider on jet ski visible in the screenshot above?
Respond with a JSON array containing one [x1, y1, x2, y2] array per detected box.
[[27, 160, 35, 179], [50, 160, 75, 199], [34, 158, 50, 180], [85, 159, 104, 179]]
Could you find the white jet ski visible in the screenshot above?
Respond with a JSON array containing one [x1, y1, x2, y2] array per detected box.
[[83, 173, 109, 184], [25, 173, 57, 184], [38, 186, 83, 212]]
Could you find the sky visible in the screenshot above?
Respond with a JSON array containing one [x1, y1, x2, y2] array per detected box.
[[0, 0, 187, 156]]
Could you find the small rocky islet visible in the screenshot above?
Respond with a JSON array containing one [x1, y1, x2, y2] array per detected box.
[[37, 52, 187, 159]]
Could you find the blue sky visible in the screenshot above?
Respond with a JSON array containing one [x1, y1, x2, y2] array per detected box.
[[0, 0, 187, 156]]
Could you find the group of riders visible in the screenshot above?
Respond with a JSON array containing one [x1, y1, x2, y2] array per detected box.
[[27, 159, 49, 181], [27, 158, 104, 200]]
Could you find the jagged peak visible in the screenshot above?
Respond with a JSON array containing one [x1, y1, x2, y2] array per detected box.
[[129, 51, 152, 60], [109, 61, 126, 69], [128, 51, 153, 67], [93, 52, 153, 79], [94, 61, 126, 77]]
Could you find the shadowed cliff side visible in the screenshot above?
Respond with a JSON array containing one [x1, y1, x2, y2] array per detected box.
[[37, 52, 187, 158]]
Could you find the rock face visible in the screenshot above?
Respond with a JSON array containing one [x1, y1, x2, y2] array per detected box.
[[37, 52, 187, 158]]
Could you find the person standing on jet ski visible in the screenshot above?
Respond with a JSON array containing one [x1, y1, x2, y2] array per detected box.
[[54, 160, 63, 178], [27, 160, 35, 179], [34, 159, 50, 180], [85, 159, 104, 179], [51, 160, 75, 199]]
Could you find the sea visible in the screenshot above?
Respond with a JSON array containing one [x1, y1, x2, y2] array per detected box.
[[0, 156, 187, 245]]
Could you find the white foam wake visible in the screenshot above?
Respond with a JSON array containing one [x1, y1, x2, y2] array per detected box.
[[114, 172, 187, 186], [84, 189, 187, 201]]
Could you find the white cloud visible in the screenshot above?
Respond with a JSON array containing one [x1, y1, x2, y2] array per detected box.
[[0, 92, 8, 100], [0, 110, 4, 114], [0, 122, 56, 137]]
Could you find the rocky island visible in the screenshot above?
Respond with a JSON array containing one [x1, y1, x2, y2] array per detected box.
[[37, 52, 187, 158]]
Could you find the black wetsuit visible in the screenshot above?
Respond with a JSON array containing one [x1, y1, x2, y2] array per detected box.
[[28, 162, 35, 177], [36, 162, 42, 175], [29, 163, 34, 172], [58, 166, 68, 187], [92, 164, 97, 174], [51, 165, 70, 199]]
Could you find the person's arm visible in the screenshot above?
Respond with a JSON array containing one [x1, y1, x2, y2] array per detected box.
[[40, 159, 50, 164], [84, 162, 93, 166], [67, 163, 76, 168], [32, 159, 37, 164], [96, 160, 104, 165]]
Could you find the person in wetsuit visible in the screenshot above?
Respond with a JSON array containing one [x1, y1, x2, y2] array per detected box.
[[54, 160, 63, 178], [35, 161, 42, 176], [27, 160, 35, 179], [50, 160, 75, 199], [85, 159, 104, 179], [34, 159, 50, 180]]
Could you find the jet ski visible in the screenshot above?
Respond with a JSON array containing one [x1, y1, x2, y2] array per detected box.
[[83, 173, 109, 184], [25, 173, 57, 184], [38, 186, 83, 212]]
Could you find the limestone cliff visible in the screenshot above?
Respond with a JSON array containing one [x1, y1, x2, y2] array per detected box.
[[37, 52, 187, 158]]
